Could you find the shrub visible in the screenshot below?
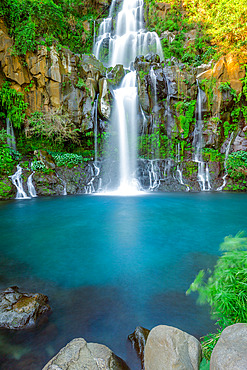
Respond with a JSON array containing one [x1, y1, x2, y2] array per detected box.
[[187, 232, 247, 359], [48, 152, 90, 167], [226, 151, 247, 179], [26, 110, 80, 145], [0, 129, 21, 175], [0, 82, 28, 129]]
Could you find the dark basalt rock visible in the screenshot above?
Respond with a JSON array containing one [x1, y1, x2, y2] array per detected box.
[[0, 286, 51, 330], [128, 326, 150, 369], [144, 53, 160, 64]]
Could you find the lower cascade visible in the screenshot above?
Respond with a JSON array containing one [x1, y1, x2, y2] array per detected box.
[[27, 172, 37, 198], [10, 165, 31, 199]]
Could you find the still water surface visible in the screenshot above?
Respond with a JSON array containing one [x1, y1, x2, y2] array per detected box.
[[0, 193, 246, 369]]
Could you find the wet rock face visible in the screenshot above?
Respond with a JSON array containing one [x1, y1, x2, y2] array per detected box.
[[0, 20, 107, 131], [42, 338, 130, 370], [128, 326, 150, 369], [0, 286, 51, 330]]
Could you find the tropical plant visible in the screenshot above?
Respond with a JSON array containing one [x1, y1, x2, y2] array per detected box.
[[187, 232, 247, 359], [48, 151, 89, 167], [226, 151, 247, 179], [0, 82, 28, 128], [0, 0, 102, 55], [0, 129, 21, 175]]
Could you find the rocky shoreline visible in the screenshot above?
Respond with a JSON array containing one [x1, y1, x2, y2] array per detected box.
[[0, 286, 246, 369]]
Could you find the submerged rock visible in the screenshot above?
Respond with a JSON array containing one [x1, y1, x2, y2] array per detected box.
[[128, 326, 150, 368], [0, 286, 51, 330], [210, 323, 247, 370], [144, 325, 202, 370], [42, 338, 130, 370]]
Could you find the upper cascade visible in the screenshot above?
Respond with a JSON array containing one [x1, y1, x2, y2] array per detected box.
[[94, 0, 163, 68]]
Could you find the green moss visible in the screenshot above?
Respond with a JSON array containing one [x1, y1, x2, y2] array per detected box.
[[182, 162, 198, 177], [0, 179, 13, 198]]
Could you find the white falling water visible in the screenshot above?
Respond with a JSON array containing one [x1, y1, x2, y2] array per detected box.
[[94, 0, 163, 68], [93, 94, 99, 163], [27, 172, 37, 197], [148, 160, 160, 191], [95, 0, 163, 194], [217, 131, 234, 191], [85, 163, 101, 194], [112, 71, 139, 194], [6, 118, 16, 151], [175, 143, 190, 191], [193, 81, 211, 191], [10, 165, 30, 199]]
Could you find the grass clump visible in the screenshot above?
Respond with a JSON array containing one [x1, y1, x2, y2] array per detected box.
[[187, 231, 247, 360]]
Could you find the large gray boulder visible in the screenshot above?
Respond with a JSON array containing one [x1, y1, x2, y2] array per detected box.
[[144, 325, 202, 370], [0, 286, 51, 329], [42, 338, 130, 370], [210, 323, 247, 370]]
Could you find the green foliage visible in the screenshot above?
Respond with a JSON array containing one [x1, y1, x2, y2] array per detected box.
[[200, 331, 222, 361], [76, 78, 90, 95], [226, 151, 247, 179], [48, 152, 90, 167], [224, 179, 247, 191], [182, 0, 247, 57], [0, 179, 13, 198], [0, 0, 101, 56], [202, 148, 223, 162], [223, 121, 235, 138], [199, 78, 217, 110], [138, 124, 170, 159], [0, 129, 21, 175], [0, 82, 28, 128], [174, 99, 196, 138], [218, 81, 231, 92], [26, 110, 80, 145], [31, 160, 46, 172], [187, 232, 247, 358], [147, 0, 217, 66]]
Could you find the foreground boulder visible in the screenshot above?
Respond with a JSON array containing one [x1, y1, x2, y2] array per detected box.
[[144, 325, 202, 370], [210, 323, 247, 370], [128, 326, 150, 369], [0, 286, 51, 329], [42, 338, 130, 370]]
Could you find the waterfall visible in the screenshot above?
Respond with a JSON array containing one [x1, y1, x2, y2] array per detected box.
[[10, 165, 30, 199], [112, 71, 138, 193], [96, 0, 163, 194], [193, 81, 211, 191], [148, 160, 160, 191], [217, 132, 234, 191], [175, 143, 190, 191], [94, 0, 163, 68], [27, 172, 37, 197], [85, 163, 100, 194], [6, 118, 16, 151], [93, 94, 99, 163]]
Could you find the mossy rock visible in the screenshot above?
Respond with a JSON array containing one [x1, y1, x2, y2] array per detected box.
[[0, 178, 15, 200], [106, 64, 125, 86]]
